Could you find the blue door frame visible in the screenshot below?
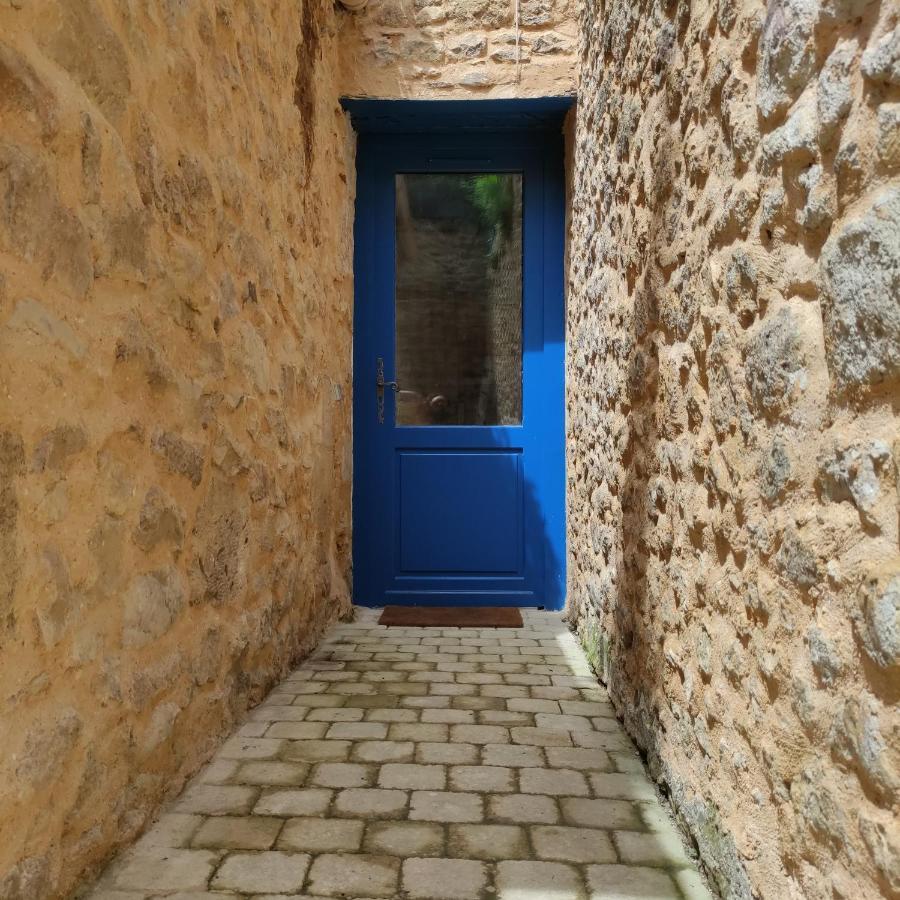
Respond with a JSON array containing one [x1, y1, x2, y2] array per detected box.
[[344, 99, 569, 610]]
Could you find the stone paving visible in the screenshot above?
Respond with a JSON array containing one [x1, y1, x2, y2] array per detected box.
[[86, 609, 713, 899]]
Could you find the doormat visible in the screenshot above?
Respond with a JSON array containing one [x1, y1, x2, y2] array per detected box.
[[378, 606, 524, 628]]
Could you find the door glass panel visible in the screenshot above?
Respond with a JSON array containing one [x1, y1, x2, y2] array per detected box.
[[395, 173, 523, 425]]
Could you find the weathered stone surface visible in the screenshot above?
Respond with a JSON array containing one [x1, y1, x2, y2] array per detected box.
[[820, 188, 900, 392], [567, 2, 899, 898], [122, 567, 186, 648]]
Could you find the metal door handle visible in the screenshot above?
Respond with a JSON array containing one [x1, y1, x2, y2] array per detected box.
[[376, 357, 399, 424]]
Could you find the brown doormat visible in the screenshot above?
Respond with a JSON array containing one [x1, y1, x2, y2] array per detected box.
[[378, 606, 523, 628]]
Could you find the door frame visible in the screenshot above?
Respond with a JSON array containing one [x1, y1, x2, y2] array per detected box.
[[342, 98, 572, 610]]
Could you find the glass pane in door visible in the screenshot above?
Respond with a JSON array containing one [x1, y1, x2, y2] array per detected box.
[[395, 173, 523, 425]]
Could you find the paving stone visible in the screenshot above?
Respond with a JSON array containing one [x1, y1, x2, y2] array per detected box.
[[545, 747, 613, 772], [364, 708, 418, 722], [191, 816, 282, 850], [585, 864, 680, 899], [534, 712, 594, 732], [478, 709, 534, 727], [450, 724, 509, 744], [520, 767, 590, 796], [510, 727, 573, 747], [452, 695, 505, 710], [388, 723, 449, 742], [111, 849, 218, 891], [253, 789, 332, 816], [379, 762, 447, 789], [364, 821, 445, 857], [352, 740, 416, 762], [572, 730, 632, 751], [531, 825, 617, 863], [250, 706, 309, 722], [309, 761, 373, 788], [482, 743, 544, 768], [614, 829, 691, 866], [305, 707, 365, 722], [234, 761, 308, 786], [589, 773, 657, 801], [334, 787, 409, 818], [495, 860, 585, 900], [409, 790, 483, 822], [174, 785, 258, 816], [212, 851, 310, 893], [421, 708, 476, 723], [417, 741, 479, 764], [218, 737, 286, 759], [402, 857, 488, 899], [306, 853, 399, 898], [448, 823, 528, 860], [560, 797, 644, 830], [277, 817, 364, 852], [134, 813, 202, 850], [674, 868, 717, 900], [197, 759, 240, 784], [265, 723, 328, 740], [282, 739, 351, 762], [488, 793, 559, 824], [448, 764, 514, 792]]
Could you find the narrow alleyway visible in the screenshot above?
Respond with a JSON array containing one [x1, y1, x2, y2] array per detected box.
[[86, 609, 711, 899]]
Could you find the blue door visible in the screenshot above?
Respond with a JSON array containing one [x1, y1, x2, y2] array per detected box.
[[348, 102, 566, 609]]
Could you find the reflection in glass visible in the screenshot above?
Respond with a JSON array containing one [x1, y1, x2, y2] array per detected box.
[[395, 173, 523, 426]]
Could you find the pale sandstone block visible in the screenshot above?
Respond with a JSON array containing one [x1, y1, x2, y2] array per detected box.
[[421, 708, 476, 724], [545, 747, 613, 771], [585, 864, 680, 899], [560, 797, 644, 830], [265, 723, 327, 740], [111, 849, 218, 892], [197, 759, 240, 784], [325, 722, 388, 740], [309, 762, 374, 788], [590, 773, 657, 801], [175, 785, 258, 816], [305, 707, 364, 722], [218, 737, 285, 759], [409, 790, 483, 822], [478, 709, 534, 727], [334, 787, 409, 818], [352, 739, 416, 763], [250, 706, 309, 722], [282, 739, 351, 762], [306, 853, 399, 898], [212, 851, 310, 893], [233, 761, 308, 786], [614, 829, 691, 866], [379, 762, 447, 789], [417, 741, 479, 764], [520, 767, 590, 796], [488, 793, 559, 824], [450, 724, 509, 744], [277, 817, 364, 852], [452, 695, 504, 710], [403, 695, 452, 709], [364, 820, 445, 857], [495, 860, 584, 900], [508, 698, 561, 714], [401, 857, 487, 899], [448, 823, 528, 859], [191, 815, 282, 850], [510, 727, 573, 747], [572, 730, 631, 751], [534, 713, 594, 732], [449, 764, 514, 793], [531, 825, 617, 863], [482, 743, 544, 767], [133, 813, 202, 850], [253, 789, 332, 816], [389, 723, 449, 742]]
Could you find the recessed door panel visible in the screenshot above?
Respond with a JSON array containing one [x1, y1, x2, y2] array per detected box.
[[398, 451, 522, 574]]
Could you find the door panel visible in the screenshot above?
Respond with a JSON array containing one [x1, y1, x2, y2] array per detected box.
[[352, 130, 565, 609]]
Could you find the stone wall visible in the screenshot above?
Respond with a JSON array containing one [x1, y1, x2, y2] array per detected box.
[[0, 2, 353, 897], [567, 0, 899, 897], [339, 0, 578, 98]]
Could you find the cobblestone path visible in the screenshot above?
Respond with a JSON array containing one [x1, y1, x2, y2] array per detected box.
[[87, 609, 712, 900]]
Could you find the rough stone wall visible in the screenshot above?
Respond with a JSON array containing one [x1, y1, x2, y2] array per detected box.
[[339, 0, 578, 98], [0, 2, 353, 898], [567, 0, 899, 898]]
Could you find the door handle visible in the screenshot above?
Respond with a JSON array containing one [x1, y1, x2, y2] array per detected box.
[[376, 357, 399, 424]]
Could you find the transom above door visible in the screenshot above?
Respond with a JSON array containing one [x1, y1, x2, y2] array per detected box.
[[345, 100, 568, 609]]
